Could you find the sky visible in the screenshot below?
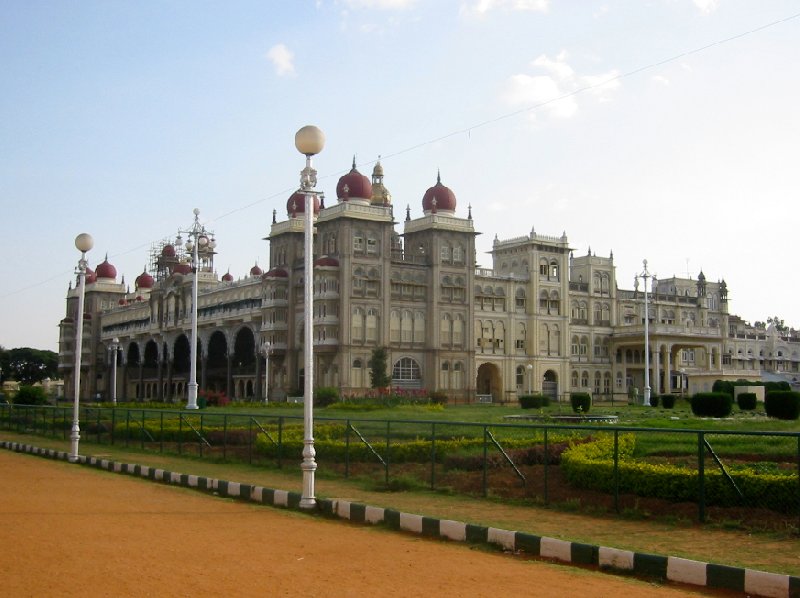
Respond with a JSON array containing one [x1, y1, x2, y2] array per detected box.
[[1, 0, 799, 352]]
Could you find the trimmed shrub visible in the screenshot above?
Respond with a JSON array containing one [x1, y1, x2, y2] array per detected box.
[[428, 390, 449, 405], [314, 386, 339, 408], [737, 392, 758, 411], [660, 394, 676, 409], [12, 385, 48, 405], [690, 392, 733, 418], [519, 394, 550, 409], [764, 391, 800, 420], [570, 392, 591, 414], [649, 394, 660, 407]]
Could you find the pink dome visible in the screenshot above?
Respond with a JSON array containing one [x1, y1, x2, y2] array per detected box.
[[263, 267, 288, 278], [135, 295, 144, 302], [286, 191, 320, 218], [135, 268, 154, 289], [162, 244, 176, 258], [422, 172, 457, 214], [314, 256, 340, 268], [222, 271, 234, 282], [95, 256, 117, 280], [250, 263, 263, 276], [173, 263, 192, 275], [336, 157, 372, 202], [84, 267, 97, 284], [118, 298, 127, 306]]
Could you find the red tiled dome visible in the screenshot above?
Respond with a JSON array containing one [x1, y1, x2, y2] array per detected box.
[[84, 267, 97, 284], [263, 267, 288, 278], [314, 256, 340, 268], [422, 172, 457, 214], [95, 256, 117, 280], [222, 271, 234, 282], [336, 157, 372, 202], [162, 244, 176, 258], [250, 263, 263, 276], [286, 191, 320, 217], [135, 268, 154, 289]]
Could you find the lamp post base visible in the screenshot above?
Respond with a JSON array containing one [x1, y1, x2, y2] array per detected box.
[[300, 455, 317, 510], [69, 425, 80, 463], [186, 383, 199, 410]]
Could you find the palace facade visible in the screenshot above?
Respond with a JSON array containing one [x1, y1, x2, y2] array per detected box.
[[58, 160, 800, 403]]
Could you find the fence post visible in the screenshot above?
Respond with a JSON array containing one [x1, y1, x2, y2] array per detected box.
[[345, 420, 350, 479], [613, 430, 619, 513], [385, 420, 391, 486], [543, 427, 549, 505], [430, 422, 436, 490], [482, 425, 488, 498], [698, 431, 705, 523]]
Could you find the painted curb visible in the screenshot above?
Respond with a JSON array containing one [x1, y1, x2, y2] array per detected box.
[[3, 440, 798, 597]]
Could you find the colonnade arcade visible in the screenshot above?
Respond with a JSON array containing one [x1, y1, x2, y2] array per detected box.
[[108, 325, 281, 402]]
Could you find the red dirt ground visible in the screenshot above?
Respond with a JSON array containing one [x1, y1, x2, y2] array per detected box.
[[0, 450, 733, 597]]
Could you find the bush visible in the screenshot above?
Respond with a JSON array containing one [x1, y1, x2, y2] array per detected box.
[[690, 392, 733, 417], [660, 394, 676, 409], [198, 390, 229, 408], [570, 392, 591, 414], [314, 386, 339, 408], [764, 391, 800, 420], [518, 394, 550, 409], [428, 390, 449, 405], [649, 394, 660, 407], [12, 385, 48, 405], [737, 392, 758, 411]]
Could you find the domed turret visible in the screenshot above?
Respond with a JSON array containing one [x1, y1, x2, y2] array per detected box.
[[84, 267, 97, 285], [286, 191, 320, 218], [172, 262, 192, 275], [336, 156, 372, 204], [250, 262, 263, 276], [422, 171, 457, 215], [135, 267, 154, 290], [222, 270, 233, 282], [370, 158, 392, 206], [95, 255, 117, 281], [263, 267, 289, 279], [314, 255, 340, 268], [162, 244, 176, 258]]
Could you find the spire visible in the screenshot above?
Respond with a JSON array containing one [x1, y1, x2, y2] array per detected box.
[[437, 169, 441, 184], [406, 204, 411, 221], [272, 209, 277, 224], [468, 203, 472, 220], [351, 155, 357, 170]]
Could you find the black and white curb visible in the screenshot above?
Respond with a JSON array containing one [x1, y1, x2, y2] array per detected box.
[[3, 441, 798, 598]]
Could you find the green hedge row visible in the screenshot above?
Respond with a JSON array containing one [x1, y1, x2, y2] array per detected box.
[[518, 394, 550, 409], [765, 391, 800, 420], [737, 392, 757, 411], [690, 392, 733, 417], [561, 434, 798, 512], [570, 392, 591, 413]]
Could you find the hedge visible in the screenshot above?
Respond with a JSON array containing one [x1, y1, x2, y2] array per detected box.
[[518, 394, 550, 409], [560, 434, 798, 512], [690, 392, 733, 418], [660, 394, 676, 409], [736, 392, 757, 411], [570, 392, 591, 414], [765, 391, 800, 420]]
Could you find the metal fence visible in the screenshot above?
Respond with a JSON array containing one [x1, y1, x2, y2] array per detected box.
[[1, 404, 798, 530]]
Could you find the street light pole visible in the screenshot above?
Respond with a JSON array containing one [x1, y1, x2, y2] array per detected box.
[[110, 337, 119, 405], [70, 232, 93, 462], [640, 259, 652, 407], [178, 208, 211, 410], [295, 124, 324, 510]]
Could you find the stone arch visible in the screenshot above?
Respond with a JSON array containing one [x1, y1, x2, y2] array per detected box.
[[476, 362, 502, 400], [542, 369, 558, 400]]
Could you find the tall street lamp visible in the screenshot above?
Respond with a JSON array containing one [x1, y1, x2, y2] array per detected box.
[[638, 259, 652, 407], [70, 232, 93, 462], [177, 208, 213, 410], [260, 341, 271, 404], [295, 124, 324, 509], [109, 337, 120, 405]]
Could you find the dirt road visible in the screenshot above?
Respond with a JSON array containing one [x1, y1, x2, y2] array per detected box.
[[0, 450, 724, 597]]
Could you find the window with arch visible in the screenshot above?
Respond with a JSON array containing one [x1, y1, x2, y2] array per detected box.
[[594, 372, 602, 395], [571, 335, 579, 355], [401, 309, 413, 342], [440, 244, 451, 263], [603, 372, 612, 394], [571, 370, 579, 388], [581, 371, 589, 387], [392, 357, 421, 383], [516, 365, 525, 389], [539, 259, 549, 278], [539, 290, 549, 313], [453, 314, 464, 346], [441, 313, 453, 346], [351, 307, 364, 342], [516, 322, 526, 351], [440, 361, 450, 390], [413, 311, 425, 344], [452, 361, 464, 389], [580, 336, 589, 355], [549, 290, 560, 315], [390, 310, 401, 343], [366, 308, 378, 343], [515, 288, 526, 311], [452, 245, 464, 264], [550, 260, 559, 281], [351, 358, 364, 388]]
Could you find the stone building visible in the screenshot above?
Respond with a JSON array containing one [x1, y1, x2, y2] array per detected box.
[[58, 160, 800, 404]]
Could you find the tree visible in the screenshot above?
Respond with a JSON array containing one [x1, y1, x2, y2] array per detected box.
[[368, 347, 391, 389], [4, 347, 58, 385], [767, 316, 788, 332]]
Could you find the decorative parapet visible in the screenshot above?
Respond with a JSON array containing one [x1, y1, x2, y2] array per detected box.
[[404, 214, 475, 234]]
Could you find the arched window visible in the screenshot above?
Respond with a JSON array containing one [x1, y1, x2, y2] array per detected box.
[[580, 336, 589, 355], [516, 323, 526, 351], [453, 314, 464, 346], [516, 365, 525, 389], [440, 361, 450, 390], [401, 310, 413, 342], [441, 313, 452, 346], [413, 311, 425, 344], [390, 310, 401, 343], [452, 362, 464, 389], [571, 335, 579, 355], [351, 359, 364, 388], [594, 371, 602, 394], [392, 357, 421, 382], [352, 307, 364, 342], [571, 370, 579, 388], [603, 372, 612, 394], [581, 371, 589, 387], [366, 308, 378, 342], [549, 290, 560, 315], [549, 260, 559, 281]]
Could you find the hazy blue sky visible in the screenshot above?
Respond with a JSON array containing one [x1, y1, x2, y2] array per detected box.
[[2, 0, 798, 351]]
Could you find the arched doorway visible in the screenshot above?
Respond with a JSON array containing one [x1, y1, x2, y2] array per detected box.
[[542, 370, 558, 401], [476, 363, 502, 402]]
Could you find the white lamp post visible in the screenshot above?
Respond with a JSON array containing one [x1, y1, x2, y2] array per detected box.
[[261, 341, 271, 404], [295, 124, 324, 509], [639, 259, 652, 407], [109, 337, 119, 405], [526, 363, 533, 395], [70, 232, 93, 462], [177, 208, 210, 410]]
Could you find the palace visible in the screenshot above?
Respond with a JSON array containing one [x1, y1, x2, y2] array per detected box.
[[58, 159, 800, 403]]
